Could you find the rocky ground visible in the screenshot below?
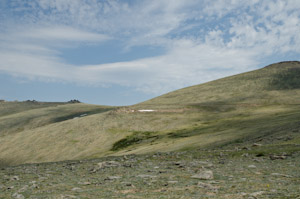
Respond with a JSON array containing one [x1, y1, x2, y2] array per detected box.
[[0, 145, 299, 199]]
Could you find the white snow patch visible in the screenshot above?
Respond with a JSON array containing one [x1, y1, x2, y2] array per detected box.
[[138, 109, 156, 112]]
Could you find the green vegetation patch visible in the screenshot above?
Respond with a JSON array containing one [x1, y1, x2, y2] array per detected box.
[[111, 131, 159, 151], [270, 67, 300, 90], [168, 125, 212, 138]]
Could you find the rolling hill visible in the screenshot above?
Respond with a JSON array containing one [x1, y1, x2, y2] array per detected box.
[[0, 61, 300, 167]]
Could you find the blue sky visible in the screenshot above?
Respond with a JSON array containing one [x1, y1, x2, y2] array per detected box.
[[0, 0, 299, 105]]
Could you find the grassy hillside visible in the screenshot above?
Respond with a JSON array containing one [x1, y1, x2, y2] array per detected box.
[[140, 61, 300, 106], [0, 102, 113, 136], [0, 61, 300, 167], [0, 101, 66, 117]]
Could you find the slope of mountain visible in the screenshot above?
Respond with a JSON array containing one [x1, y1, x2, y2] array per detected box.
[[0, 61, 299, 166], [0, 101, 113, 136], [140, 61, 300, 106]]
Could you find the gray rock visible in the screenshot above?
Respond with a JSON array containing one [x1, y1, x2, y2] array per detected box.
[[18, 185, 29, 193], [250, 191, 265, 197], [121, 182, 133, 186], [31, 184, 39, 189], [271, 173, 292, 178], [11, 176, 19, 181], [78, 182, 91, 185], [61, 195, 78, 199], [137, 174, 157, 179], [270, 155, 287, 160], [105, 176, 121, 180], [71, 187, 82, 192], [198, 182, 218, 191], [191, 170, 214, 180], [252, 143, 262, 147], [91, 161, 121, 172], [248, 165, 256, 168], [12, 193, 24, 199]]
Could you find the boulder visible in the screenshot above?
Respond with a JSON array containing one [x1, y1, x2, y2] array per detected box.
[[191, 170, 214, 180]]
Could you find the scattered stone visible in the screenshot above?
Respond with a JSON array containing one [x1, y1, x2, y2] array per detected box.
[[39, 177, 48, 181], [173, 162, 184, 168], [121, 182, 133, 187], [270, 155, 287, 160], [12, 193, 24, 199], [253, 158, 263, 162], [191, 170, 214, 180], [271, 173, 292, 178], [250, 191, 265, 197], [209, 180, 220, 184], [61, 195, 78, 199], [119, 189, 138, 194], [105, 176, 121, 180], [18, 185, 29, 193], [252, 143, 262, 147], [31, 183, 39, 189], [11, 176, 19, 181], [91, 161, 121, 172], [248, 165, 256, 168], [240, 192, 247, 196], [71, 187, 82, 192], [204, 163, 214, 168], [197, 182, 218, 191], [167, 181, 178, 184], [78, 182, 91, 185], [137, 174, 157, 179], [7, 186, 14, 190]]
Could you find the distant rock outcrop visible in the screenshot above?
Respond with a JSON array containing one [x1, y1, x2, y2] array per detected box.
[[68, 99, 81, 103]]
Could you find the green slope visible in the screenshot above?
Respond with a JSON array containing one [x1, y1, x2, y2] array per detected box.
[[0, 61, 300, 166], [140, 61, 300, 106], [0, 102, 113, 135], [0, 101, 66, 117]]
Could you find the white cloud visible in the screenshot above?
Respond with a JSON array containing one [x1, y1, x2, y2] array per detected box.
[[0, 0, 299, 95], [22, 26, 109, 42], [0, 38, 257, 94]]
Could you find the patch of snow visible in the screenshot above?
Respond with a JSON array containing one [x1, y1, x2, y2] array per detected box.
[[138, 109, 156, 112]]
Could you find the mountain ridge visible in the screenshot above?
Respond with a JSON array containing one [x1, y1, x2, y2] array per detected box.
[[0, 61, 300, 166]]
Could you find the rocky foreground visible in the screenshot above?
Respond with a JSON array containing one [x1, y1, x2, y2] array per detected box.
[[1, 145, 299, 199]]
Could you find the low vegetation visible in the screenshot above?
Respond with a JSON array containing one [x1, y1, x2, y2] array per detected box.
[[0, 143, 299, 198]]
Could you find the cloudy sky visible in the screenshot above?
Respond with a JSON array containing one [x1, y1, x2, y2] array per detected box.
[[0, 0, 299, 105]]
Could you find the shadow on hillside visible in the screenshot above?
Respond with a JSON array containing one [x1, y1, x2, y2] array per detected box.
[[270, 68, 300, 90], [52, 108, 114, 123]]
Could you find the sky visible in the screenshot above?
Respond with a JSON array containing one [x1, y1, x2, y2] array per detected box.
[[0, 0, 300, 105]]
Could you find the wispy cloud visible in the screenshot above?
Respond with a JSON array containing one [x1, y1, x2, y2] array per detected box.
[[0, 0, 299, 95]]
